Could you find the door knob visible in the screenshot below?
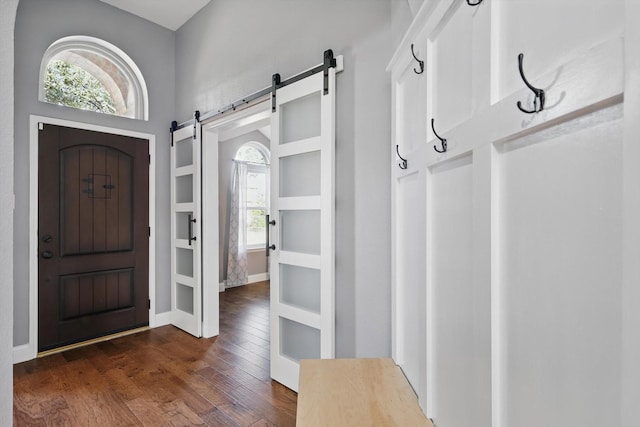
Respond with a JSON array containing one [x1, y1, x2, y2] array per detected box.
[[41, 250, 53, 259]]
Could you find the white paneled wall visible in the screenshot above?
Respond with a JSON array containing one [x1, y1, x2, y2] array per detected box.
[[389, 0, 630, 426]]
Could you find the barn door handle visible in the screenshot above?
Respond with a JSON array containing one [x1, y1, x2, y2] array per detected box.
[[188, 214, 197, 246], [516, 53, 545, 114], [266, 214, 276, 255], [41, 250, 53, 259]]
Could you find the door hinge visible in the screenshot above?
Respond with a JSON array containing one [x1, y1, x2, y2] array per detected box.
[[38, 122, 44, 131], [148, 299, 151, 310], [148, 227, 151, 237], [148, 154, 151, 164]]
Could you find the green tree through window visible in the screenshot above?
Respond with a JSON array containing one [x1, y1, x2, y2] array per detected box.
[[44, 59, 116, 114]]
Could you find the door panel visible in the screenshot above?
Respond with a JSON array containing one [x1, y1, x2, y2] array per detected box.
[[38, 124, 149, 351], [59, 269, 133, 320], [60, 146, 133, 255], [270, 70, 335, 391]]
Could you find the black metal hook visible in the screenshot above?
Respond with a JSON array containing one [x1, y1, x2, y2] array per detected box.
[[411, 44, 424, 75], [467, 0, 483, 5], [516, 53, 545, 114], [396, 145, 408, 169], [431, 118, 447, 153]]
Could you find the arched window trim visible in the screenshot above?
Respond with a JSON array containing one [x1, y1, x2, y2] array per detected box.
[[233, 141, 271, 165], [39, 35, 149, 121]]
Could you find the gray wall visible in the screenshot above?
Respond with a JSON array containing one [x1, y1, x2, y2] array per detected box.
[[13, 0, 176, 346], [218, 131, 270, 283], [176, 0, 396, 357], [1, 0, 18, 421], [392, 0, 419, 46]]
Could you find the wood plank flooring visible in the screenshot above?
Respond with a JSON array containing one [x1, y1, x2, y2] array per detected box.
[[14, 281, 297, 426]]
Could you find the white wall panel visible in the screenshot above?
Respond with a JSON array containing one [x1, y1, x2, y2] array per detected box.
[[389, 0, 628, 423], [429, 154, 484, 426], [430, 3, 473, 132], [497, 106, 622, 427], [493, 0, 624, 101], [395, 169, 427, 409], [397, 62, 426, 155]]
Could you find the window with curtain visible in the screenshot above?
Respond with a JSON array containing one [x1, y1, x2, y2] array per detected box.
[[226, 142, 270, 287], [235, 143, 270, 249]]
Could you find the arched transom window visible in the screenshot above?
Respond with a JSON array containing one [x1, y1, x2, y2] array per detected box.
[[39, 36, 148, 120]]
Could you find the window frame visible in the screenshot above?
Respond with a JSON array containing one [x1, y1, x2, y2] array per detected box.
[[38, 35, 149, 120], [233, 142, 270, 251]]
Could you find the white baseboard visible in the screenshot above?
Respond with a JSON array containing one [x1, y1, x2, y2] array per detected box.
[[152, 311, 173, 328], [249, 273, 270, 283], [220, 273, 270, 292], [13, 343, 36, 365]]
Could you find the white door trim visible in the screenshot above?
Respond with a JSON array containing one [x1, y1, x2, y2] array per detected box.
[[200, 99, 271, 339], [15, 114, 157, 364]]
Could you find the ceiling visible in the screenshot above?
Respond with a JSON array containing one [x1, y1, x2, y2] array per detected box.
[[99, 0, 211, 31]]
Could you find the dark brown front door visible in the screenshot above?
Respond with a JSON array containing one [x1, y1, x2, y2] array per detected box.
[[38, 124, 149, 351]]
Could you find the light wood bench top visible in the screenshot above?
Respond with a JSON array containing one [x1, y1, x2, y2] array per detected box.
[[296, 358, 433, 427]]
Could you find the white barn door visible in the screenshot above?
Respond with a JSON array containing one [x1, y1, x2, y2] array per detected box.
[[389, 0, 626, 426], [269, 70, 336, 391], [170, 121, 202, 337]]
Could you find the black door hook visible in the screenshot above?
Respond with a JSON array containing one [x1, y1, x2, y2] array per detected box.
[[396, 145, 408, 169], [411, 44, 424, 75], [467, 0, 483, 5], [516, 53, 545, 114], [431, 118, 447, 153]]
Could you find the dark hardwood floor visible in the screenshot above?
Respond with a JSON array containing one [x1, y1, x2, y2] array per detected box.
[[13, 281, 297, 426]]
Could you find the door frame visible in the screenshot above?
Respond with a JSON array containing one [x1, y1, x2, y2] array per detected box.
[[15, 115, 156, 363], [200, 99, 272, 339]]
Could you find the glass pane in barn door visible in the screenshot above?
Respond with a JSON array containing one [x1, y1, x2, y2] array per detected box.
[[170, 123, 202, 337], [270, 70, 335, 392]]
